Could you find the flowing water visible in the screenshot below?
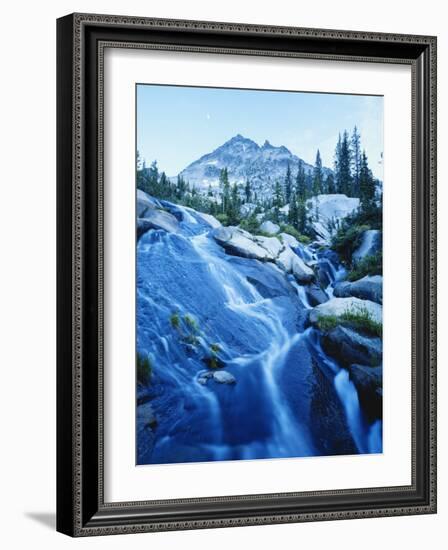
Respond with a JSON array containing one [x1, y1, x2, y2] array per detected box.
[[136, 199, 382, 464]]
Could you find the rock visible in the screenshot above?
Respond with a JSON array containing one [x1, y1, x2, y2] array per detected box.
[[309, 297, 382, 326], [137, 189, 163, 216], [276, 247, 314, 283], [197, 370, 236, 385], [352, 230, 381, 264], [137, 207, 180, 236], [322, 326, 382, 367], [213, 370, 236, 384], [193, 210, 222, 229], [137, 401, 158, 429], [136, 401, 157, 463], [279, 232, 299, 248], [307, 194, 360, 244], [305, 284, 329, 306], [253, 235, 283, 258], [213, 226, 283, 261], [349, 364, 383, 420], [260, 220, 280, 234], [213, 226, 272, 261], [334, 275, 383, 304], [197, 371, 214, 385]]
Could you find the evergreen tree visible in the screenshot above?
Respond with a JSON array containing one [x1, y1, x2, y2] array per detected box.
[[148, 160, 159, 186], [325, 173, 336, 194], [176, 175, 187, 199], [334, 133, 342, 193], [296, 196, 308, 234], [295, 160, 307, 199], [158, 171, 169, 198], [229, 183, 240, 223], [244, 178, 251, 203], [272, 181, 284, 222], [136, 150, 143, 171], [334, 131, 352, 196], [359, 150, 376, 213], [219, 167, 230, 214], [284, 162, 293, 204], [312, 149, 323, 196], [351, 126, 362, 197], [288, 191, 298, 226], [305, 173, 313, 196]]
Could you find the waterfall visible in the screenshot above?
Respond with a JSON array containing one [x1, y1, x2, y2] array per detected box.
[[137, 199, 382, 464]]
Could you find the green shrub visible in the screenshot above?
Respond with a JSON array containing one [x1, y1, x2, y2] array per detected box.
[[169, 312, 180, 329], [331, 224, 370, 264], [137, 353, 152, 384], [210, 343, 221, 354], [347, 252, 382, 281], [215, 213, 229, 226], [239, 215, 260, 234], [279, 224, 311, 244], [316, 306, 382, 337], [170, 311, 201, 347], [183, 314, 198, 332]]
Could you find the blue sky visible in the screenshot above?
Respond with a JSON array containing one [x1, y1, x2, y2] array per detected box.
[[137, 84, 383, 179]]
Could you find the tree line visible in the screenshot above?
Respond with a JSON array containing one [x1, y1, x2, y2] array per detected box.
[[136, 126, 380, 235]]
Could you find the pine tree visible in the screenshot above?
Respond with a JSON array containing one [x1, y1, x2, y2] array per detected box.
[[272, 181, 283, 222], [288, 191, 298, 226], [219, 167, 230, 214], [359, 150, 376, 213], [351, 126, 361, 197], [230, 183, 240, 223], [284, 162, 293, 204], [312, 149, 323, 196], [244, 178, 251, 203], [334, 131, 352, 196], [334, 133, 342, 193], [325, 173, 336, 194], [296, 196, 308, 234], [295, 160, 307, 199]]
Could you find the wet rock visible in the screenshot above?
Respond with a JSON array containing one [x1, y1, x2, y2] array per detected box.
[[279, 232, 299, 248], [305, 284, 329, 306], [322, 326, 382, 367], [137, 209, 179, 237], [334, 275, 383, 304], [276, 247, 314, 283], [137, 402, 158, 430], [137, 189, 163, 216], [309, 297, 382, 325], [349, 364, 383, 421], [307, 194, 360, 244], [352, 230, 381, 264], [253, 235, 283, 258], [213, 226, 273, 261], [213, 370, 237, 384], [193, 210, 222, 229], [197, 370, 236, 385]]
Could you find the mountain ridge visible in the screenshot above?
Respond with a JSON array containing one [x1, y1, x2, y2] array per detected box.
[[171, 134, 332, 199]]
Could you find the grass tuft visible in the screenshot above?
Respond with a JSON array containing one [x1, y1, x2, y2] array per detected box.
[[137, 353, 152, 385], [346, 253, 382, 281], [316, 306, 382, 337]]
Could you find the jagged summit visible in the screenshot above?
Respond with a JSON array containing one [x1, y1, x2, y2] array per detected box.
[[174, 134, 332, 199]]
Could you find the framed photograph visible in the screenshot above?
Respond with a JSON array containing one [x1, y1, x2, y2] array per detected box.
[[57, 13, 437, 536]]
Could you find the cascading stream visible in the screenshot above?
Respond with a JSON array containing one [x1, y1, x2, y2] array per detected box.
[[137, 202, 382, 464]]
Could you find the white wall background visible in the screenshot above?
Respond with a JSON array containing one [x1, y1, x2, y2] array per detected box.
[[0, 1, 445, 548]]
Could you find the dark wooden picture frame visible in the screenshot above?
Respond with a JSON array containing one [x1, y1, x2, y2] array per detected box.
[[57, 13, 437, 537]]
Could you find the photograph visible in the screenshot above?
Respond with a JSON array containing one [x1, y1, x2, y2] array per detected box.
[[135, 84, 384, 465]]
